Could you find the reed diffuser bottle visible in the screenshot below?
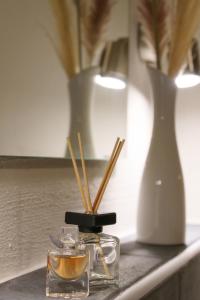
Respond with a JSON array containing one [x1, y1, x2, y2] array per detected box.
[[65, 134, 124, 288], [65, 212, 120, 288], [46, 226, 89, 298]]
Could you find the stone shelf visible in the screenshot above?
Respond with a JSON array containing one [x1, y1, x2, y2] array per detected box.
[[0, 225, 200, 300]]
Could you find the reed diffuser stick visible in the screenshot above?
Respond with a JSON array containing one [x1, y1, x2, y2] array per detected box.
[[93, 139, 125, 212], [77, 133, 93, 213], [109, 137, 121, 161], [92, 137, 120, 212], [96, 239, 112, 278], [67, 137, 88, 211]]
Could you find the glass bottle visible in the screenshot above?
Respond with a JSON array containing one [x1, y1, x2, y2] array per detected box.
[[65, 212, 120, 288], [46, 226, 89, 298]]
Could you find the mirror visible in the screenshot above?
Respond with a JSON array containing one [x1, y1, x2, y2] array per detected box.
[[0, 0, 129, 159]]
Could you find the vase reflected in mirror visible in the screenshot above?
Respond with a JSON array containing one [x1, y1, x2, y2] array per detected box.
[[67, 67, 99, 158]]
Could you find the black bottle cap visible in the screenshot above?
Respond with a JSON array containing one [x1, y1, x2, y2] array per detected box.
[[65, 211, 116, 233]]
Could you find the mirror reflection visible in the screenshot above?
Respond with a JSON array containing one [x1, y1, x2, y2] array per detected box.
[[0, 0, 129, 159]]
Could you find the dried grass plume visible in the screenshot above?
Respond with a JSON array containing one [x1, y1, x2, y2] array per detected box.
[[138, 0, 169, 71], [81, 0, 113, 63], [168, 0, 200, 78], [49, 0, 78, 78]]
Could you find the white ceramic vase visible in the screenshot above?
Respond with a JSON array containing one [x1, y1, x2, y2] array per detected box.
[[68, 67, 99, 158], [136, 67, 185, 245]]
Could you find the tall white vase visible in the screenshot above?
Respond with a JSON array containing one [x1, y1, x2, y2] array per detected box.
[[136, 67, 185, 245], [68, 68, 99, 158]]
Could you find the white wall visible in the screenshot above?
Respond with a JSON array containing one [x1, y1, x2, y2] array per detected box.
[[176, 87, 200, 223]]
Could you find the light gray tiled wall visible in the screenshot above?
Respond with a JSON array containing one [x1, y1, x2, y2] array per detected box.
[[0, 158, 136, 283]]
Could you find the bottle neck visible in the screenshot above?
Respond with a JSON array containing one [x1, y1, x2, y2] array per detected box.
[[78, 225, 103, 233]]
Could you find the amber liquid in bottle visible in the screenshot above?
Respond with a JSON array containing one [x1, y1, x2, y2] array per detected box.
[[47, 253, 88, 280], [46, 226, 89, 298]]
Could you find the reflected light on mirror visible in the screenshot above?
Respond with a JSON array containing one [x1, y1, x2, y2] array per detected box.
[[175, 73, 200, 88], [94, 75, 126, 90], [95, 38, 128, 90]]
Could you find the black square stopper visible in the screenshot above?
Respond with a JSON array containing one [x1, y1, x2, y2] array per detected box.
[[65, 211, 116, 233]]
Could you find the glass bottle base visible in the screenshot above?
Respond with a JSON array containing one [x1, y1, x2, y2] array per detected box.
[[90, 273, 119, 288], [46, 274, 89, 299], [90, 279, 119, 287], [46, 289, 89, 299]]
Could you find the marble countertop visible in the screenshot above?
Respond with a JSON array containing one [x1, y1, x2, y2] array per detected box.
[[0, 225, 200, 300]]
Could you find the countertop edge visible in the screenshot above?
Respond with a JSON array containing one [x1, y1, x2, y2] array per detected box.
[[115, 239, 200, 300]]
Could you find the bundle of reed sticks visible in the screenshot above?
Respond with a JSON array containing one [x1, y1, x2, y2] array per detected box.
[[138, 0, 200, 78], [67, 134, 125, 213]]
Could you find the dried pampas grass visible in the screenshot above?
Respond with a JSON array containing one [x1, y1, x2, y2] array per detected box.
[[49, 0, 78, 78], [138, 0, 169, 71], [168, 0, 200, 78], [48, 0, 114, 75], [81, 0, 113, 63]]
